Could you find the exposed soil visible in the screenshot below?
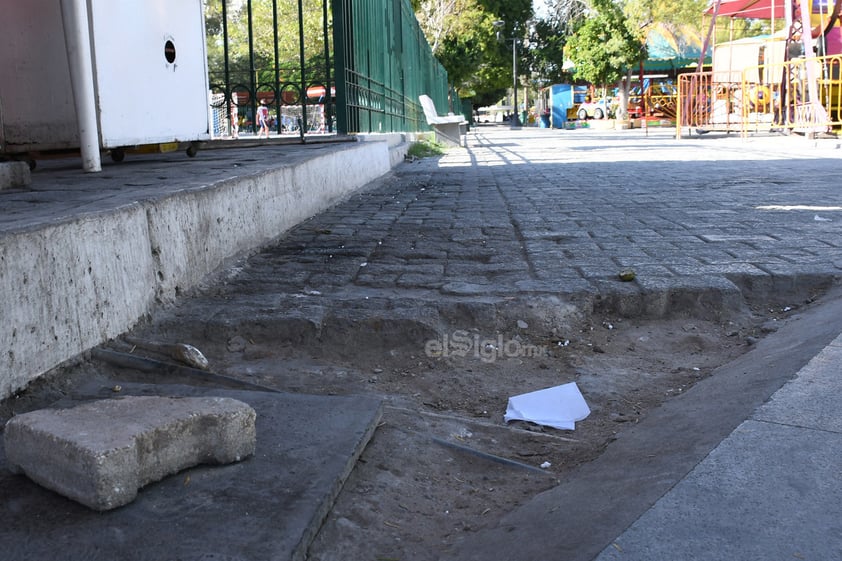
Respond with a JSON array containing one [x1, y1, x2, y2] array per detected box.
[[297, 310, 787, 561], [0, 290, 805, 561]]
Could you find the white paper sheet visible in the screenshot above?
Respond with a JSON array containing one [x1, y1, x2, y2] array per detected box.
[[504, 382, 590, 430]]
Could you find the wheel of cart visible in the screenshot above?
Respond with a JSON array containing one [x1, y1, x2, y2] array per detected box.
[[109, 148, 125, 163]]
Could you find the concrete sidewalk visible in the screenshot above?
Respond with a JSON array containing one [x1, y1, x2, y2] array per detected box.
[[595, 332, 842, 561]]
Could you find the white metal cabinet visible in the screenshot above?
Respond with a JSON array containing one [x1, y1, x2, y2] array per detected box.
[[88, 0, 210, 147], [0, 0, 79, 152], [0, 0, 209, 158]]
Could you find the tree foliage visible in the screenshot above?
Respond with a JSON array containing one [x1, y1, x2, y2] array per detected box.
[[412, 0, 532, 102], [526, 18, 572, 88], [204, 0, 328, 86], [565, 0, 647, 87]]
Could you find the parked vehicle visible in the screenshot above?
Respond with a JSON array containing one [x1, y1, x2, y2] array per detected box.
[[577, 97, 612, 120]]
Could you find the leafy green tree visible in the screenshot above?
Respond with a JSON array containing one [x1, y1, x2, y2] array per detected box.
[[526, 17, 574, 90], [565, 0, 646, 89], [412, 0, 532, 102], [204, 0, 329, 93]]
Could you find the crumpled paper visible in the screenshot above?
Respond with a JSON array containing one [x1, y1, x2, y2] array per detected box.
[[504, 382, 590, 430]]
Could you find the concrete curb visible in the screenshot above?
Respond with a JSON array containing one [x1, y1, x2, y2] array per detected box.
[[0, 140, 393, 399]]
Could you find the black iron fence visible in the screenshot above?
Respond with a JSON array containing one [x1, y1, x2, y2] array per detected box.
[[205, 0, 459, 139]]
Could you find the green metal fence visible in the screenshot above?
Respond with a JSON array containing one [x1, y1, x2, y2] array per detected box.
[[332, 0, 459, 135], [205, 0, 458, 139]]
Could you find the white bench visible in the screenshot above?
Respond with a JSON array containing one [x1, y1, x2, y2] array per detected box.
[[419, 94, 466, 147]]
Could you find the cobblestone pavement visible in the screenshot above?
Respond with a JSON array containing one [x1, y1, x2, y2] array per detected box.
[[193, 126, 842, 331]]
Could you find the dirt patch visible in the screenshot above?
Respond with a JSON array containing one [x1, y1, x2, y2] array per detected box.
[[0, 296, 801, 561], [140, 299, 794, 560], [296, 312, 779, 561]]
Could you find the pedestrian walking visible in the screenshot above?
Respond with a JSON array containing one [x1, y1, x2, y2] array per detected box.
[[257, 99, 270, 139], [229, 101, 239, 139]]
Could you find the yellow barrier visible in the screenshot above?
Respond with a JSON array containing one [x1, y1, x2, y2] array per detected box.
[[677, 54, 842, 139]]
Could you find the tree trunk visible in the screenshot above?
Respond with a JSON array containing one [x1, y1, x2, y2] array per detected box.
[[615, 70, 632, 120]]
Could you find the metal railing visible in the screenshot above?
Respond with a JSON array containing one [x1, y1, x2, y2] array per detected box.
[[677, 54, 842, 138], [205, 0, 458, 139], [332, 0, 459, 135]]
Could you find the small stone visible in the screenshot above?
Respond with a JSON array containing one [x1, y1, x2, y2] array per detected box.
[[227, 335, 247, 353], [517, 320, 529, 329], [618, 269, 636, 282]]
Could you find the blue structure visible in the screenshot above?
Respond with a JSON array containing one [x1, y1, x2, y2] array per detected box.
[[540, 84, 589, 128]]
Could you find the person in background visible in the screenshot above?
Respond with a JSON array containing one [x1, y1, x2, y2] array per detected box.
[[229, 101, 239, 139], [257, 99, 270, 139]]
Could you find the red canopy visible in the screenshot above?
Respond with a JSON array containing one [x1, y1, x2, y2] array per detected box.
[[706, 0, 788, 19]]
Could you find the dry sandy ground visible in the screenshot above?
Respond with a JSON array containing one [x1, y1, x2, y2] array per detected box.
[[0, 292, 800, 561]]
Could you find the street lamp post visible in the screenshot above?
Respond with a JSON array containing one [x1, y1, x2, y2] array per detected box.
[[493, 20, 521, 128], [511, 30, 519, 128]]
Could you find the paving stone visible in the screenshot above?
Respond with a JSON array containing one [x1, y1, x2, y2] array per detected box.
[[4, 396, 256, 511]]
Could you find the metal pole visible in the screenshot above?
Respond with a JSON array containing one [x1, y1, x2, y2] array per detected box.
[[323, 0, 333, 132], [247, 0, 256, 134], [272, 0, 281, 134], [512, 37, 520, 127], [298, 0, 308, 137], [222, 0, 232, 133], [332, 0, 348, 135], [800, 0, 819, 103], [60, 0, 101, 172]]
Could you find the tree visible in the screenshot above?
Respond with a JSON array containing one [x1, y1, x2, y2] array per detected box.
[[204, 0, 329, 91], [565, 0, 647, 100], [412, 0, 532, 101], [526, 17, 572, 89]]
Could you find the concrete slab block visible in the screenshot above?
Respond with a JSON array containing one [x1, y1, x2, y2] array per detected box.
[[0, 384, 382, 561], [0, 162, 30, 189], [753, 340, 842, 432], [4, 396, 256, 511], [593, 420, 842, 561]]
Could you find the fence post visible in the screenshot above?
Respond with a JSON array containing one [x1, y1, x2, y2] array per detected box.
[[332, 0, 349, 135]]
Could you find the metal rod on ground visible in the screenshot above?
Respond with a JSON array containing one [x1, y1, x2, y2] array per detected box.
[[90, 348, 280, 394], [429, 435, 552, 474]]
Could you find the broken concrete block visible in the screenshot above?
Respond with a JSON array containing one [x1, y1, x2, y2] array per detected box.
[[3, 396, 256, 511], [0, 161, 31, 189]]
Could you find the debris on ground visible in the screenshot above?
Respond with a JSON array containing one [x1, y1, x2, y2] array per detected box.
[[503, 382, 591, 430]]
